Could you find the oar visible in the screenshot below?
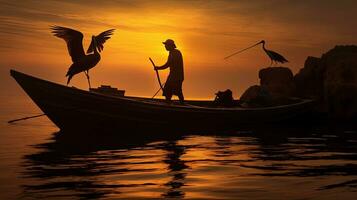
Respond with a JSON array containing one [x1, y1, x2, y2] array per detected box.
[[8, 114, 46, 123], [149, 57, 164, 98], [224, 41, 262, 60]]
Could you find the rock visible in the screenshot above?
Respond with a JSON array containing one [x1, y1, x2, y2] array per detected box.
[[321, 46, 357, 119], [239, 85, 273, 107], [294, 45, 357, 119], [240, 67, 297, 107], [239, 85, 300, 107], [294, 56, 324, 99], [323, 54, 357, 119], [259, 67, 295, 96], [239, 45, 357, 119], [326, 84, 357, 119]]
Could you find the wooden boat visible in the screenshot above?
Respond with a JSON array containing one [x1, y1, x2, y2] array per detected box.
[[10, 69, 315, 132]]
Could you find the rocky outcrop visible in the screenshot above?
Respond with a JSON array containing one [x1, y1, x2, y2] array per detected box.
[[323, 48, 357, 119], [294, 56, 324, 99], [239, 85, 273, 107], [240, 45, 357, 119], [239, 84, 300, 107], [294, 45, 357, 119], [259, 67, 295, 97], [240, 67, 296, 107]]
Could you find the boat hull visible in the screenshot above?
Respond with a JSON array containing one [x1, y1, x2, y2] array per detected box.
[[10, 70, 315, 133]]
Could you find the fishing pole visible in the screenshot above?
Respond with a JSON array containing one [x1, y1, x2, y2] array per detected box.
[[151, 82, 166, 99], [8, 114, 46, 123], [149, 57, 164, 99]]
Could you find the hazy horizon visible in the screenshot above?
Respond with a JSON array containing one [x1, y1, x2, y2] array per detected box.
[[1, 0, 357, 99]]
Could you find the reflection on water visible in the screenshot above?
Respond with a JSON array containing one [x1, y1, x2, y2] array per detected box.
[[161, 140, 188, 199], [20, 127, 357, 199]]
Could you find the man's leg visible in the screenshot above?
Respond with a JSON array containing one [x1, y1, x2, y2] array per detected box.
[[178, 82, 184, 104], [163, 83, 172, 104], [165, 94, 173, 104], [178, 93, 184, 104]]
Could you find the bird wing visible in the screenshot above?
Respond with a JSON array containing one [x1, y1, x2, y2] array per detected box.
[[267, 50, 288, 63], [51, 26, 85, 62], [87, 29, 115, 54]]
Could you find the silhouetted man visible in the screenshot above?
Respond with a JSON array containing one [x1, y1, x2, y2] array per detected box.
[[155, 39, 184, 104]]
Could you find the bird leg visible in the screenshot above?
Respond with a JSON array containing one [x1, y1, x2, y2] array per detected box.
[[84, 70, 91, 89], [270, 60, 273, 67]]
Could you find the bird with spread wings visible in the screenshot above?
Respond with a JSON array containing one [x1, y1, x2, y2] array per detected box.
[[51, 26, 115, 88]]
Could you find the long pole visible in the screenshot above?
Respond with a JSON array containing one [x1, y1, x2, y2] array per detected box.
[[224, 41, 262, 60], [8, 114, 46, 123], [151, 82, 165, 99], [149, 58, 164, 98]]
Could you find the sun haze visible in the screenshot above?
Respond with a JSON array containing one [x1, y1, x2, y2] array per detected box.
[[1, 0, 357, 99]]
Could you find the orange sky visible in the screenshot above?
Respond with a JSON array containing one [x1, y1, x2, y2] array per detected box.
[[1, 0, 357, 99]]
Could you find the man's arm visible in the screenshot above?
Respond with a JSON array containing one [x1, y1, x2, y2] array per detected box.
[[155, 62, 169, 70], [155, 53, 172, 70]]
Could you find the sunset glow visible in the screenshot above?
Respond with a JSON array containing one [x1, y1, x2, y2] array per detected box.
[[1, 2, 357, 200], [1, 0, 357, 98]]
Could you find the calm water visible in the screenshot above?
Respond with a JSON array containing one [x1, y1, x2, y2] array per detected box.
[[1, 95, 357, 199]]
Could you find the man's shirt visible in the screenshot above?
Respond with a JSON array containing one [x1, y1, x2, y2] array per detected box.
[[157, 49, 184, 82]]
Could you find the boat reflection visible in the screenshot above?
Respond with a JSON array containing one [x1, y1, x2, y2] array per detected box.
[[21, 131, 187, 199], [21, 127, 357, 199]]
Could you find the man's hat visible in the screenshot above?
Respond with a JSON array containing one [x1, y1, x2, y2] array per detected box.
[[163, 39, 176, 48]]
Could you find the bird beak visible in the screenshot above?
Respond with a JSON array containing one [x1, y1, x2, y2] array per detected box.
[[249, 41, 262, 48]]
